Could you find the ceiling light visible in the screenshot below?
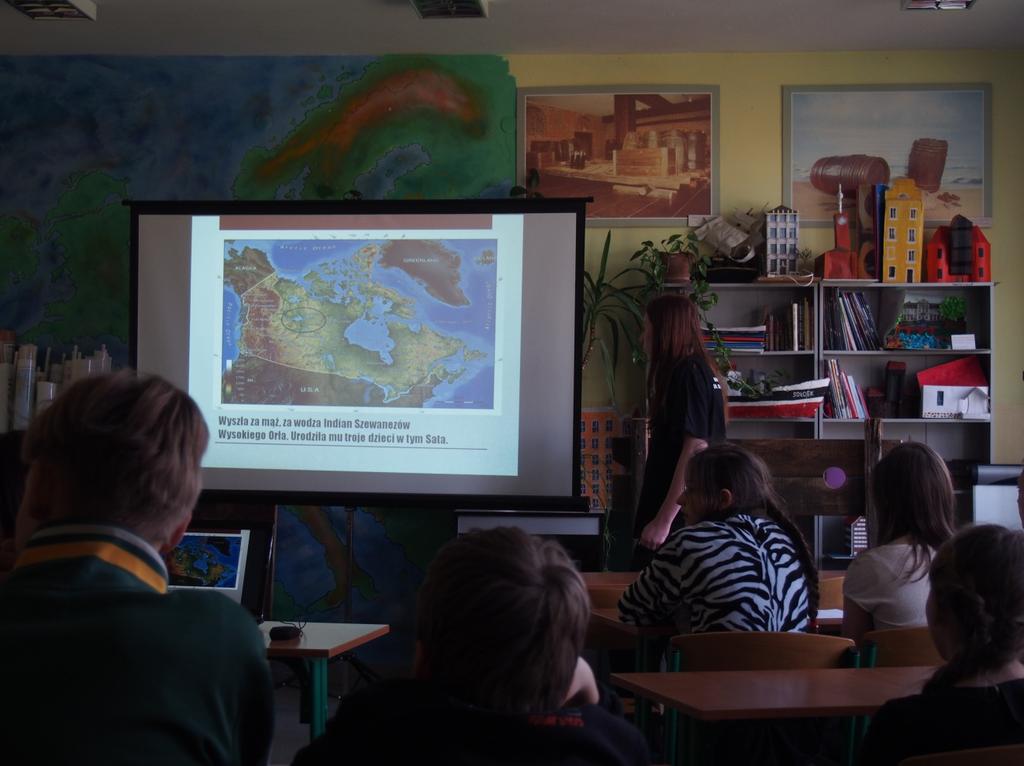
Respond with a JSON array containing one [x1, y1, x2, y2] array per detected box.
[[410, 0, 488, 19], [4, 0, 97, 20], [901, 0, 975, 9]]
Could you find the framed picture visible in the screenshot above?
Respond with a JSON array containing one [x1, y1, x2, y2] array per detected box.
[[783, 84, 992, 227], [518, 86, 719, 226]]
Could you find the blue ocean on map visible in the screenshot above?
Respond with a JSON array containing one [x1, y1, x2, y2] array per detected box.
[[223, 238, 497, 408], [222, 288, 242, 368], [169, 534, 241, 589]]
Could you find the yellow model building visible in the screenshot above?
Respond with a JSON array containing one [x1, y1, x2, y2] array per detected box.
[[881, 177, 925, 283]]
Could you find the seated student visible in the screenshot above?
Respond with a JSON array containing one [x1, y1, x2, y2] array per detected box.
[[0, 372, 274, 766], [618, 442, 817, 633], [843, 442, 955, 644], [291, 527, 649, 766], [860, 524, 1024, 765]]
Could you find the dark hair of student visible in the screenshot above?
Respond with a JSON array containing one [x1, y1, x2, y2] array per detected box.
[[686, 442, 819, 618], [924, 524, 1024, 693], [415, 527, 590, 714], [645, 293, 729, 423], [21, 370, 209, 538], [872, 441, 956, 577]]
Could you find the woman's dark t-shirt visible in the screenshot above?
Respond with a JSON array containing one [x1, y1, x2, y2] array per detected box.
[[633, 356, 726, 538]]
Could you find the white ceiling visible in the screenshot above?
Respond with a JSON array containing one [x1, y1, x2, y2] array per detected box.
[[0, 0, 1021, 55]]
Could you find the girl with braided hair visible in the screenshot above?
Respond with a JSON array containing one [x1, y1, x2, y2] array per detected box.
[[619, 442, 817, 633], [860, 524, 1024, 765]]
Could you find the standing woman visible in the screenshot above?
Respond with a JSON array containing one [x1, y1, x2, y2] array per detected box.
[[633, 293, 727, 566]]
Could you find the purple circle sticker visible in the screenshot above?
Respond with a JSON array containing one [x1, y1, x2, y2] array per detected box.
[[823, 466, 847, 490]]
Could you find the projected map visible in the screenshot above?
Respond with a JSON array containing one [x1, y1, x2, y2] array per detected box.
[[222, 238, 496, 408], [168, 534, 241, 589]]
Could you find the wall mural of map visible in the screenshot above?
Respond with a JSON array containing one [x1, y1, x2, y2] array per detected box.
[[0, 54, 515, 668]]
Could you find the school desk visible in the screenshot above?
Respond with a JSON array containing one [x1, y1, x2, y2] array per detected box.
[[612, 666, 934, 766], [262, 621, 390, 740]]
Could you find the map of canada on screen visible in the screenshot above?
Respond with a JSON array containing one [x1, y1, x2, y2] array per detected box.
[[167, 532, 250, 604], [221, 238, 496, 409]]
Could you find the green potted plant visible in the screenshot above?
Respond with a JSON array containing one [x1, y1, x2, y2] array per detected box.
[[581, 231, 654, 407], [631, 231, 705, 286]]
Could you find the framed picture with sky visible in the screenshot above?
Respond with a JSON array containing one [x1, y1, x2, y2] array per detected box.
[[518, 86, 719, 226], [783, 84, 992, 227]]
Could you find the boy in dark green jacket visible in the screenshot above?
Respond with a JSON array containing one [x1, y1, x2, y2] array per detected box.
[[0, 372, 274, 766]]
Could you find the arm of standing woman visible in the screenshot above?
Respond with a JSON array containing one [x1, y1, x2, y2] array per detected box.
[[639, 435, 706, 550]]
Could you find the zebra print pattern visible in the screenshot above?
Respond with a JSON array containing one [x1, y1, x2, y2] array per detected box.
[[618, 514, 810, 633]]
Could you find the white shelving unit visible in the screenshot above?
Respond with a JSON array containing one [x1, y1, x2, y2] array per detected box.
[[655, 279, 995, 566], [688, 279, 995, 462], [696, 280, 820, 441], [818, 280, 995, 464]]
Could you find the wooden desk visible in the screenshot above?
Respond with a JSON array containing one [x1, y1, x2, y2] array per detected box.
[[262, 621, 389, 740], [613, 666, 932, 766], [612, 666, 932, 720], [581, 571, 639, 588], [589, 607, 679, 732]]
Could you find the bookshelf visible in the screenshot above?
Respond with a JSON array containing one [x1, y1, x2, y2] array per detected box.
[[649, 278, 995, 567], [686, 278, 995, 461], [692, 280, 819, 441], [818, 280, 994, 464]]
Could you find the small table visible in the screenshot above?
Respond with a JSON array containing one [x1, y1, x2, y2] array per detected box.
[[263, 621, 389, 740], [612, 666, 933, 765]]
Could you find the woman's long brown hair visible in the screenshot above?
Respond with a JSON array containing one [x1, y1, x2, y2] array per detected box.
[[645, 293, 728, 423]]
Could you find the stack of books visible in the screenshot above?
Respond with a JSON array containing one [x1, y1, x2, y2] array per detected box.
[[703, 325, 766, 353], [764, 298, 813, 351], [824, 290, 881, 351], [823, 358, 869, 419]]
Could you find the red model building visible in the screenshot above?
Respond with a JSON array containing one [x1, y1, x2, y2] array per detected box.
[[925, 214, 991, 283], [815, 185, 858, 279]]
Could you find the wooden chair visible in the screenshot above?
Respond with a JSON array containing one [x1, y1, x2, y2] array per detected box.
[[819, 572, 845, 611], [862, 626, 943, 668], [671, 630, 858, 671], [899, 744, 1024, 765]]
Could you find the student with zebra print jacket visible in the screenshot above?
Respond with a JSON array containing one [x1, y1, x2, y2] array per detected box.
[[619, 443, 818, 633]]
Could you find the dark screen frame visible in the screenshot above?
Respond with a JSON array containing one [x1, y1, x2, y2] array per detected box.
[[128, 198, 587, 512]]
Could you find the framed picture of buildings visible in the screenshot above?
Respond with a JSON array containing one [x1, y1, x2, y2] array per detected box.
[[518, 86, 719, 226], [783, 84, 992, 227]]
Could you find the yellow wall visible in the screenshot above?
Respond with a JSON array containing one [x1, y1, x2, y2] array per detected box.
[[508, 50, 1024, 463]]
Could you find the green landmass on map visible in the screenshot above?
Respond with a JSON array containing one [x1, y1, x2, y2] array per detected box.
[[232, 55, 511, 201], [224, 242, 474, 406], [168, 548, 227, 587]]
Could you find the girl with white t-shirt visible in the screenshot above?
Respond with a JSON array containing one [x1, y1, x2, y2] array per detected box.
[[843, 442, 956, 643]]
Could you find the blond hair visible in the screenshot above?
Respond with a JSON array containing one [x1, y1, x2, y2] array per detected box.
[[22, 371, 208, 538]]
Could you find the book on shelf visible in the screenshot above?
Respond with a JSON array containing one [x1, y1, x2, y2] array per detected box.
[[762, 298, 813, 352], [823, 357, 868, 420], [824, 290, 881, 351], [703, 325, 766, 353]]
